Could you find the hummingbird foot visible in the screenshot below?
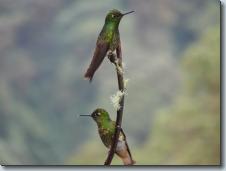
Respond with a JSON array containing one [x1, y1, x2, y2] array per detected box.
[[107, 51, 124, 75], [107, 50, 117, 63]]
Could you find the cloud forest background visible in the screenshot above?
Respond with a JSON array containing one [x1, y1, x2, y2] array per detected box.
[[0, 0, 220, 165]]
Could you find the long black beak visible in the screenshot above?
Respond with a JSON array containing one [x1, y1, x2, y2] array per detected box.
[[80, 114, 91, 117], [123, 10, 135, 16]]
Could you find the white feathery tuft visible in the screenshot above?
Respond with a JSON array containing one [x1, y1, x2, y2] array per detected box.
[[110, 90, 125, 110]]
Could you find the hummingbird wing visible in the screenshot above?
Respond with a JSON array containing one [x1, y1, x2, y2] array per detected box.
[[116, 37, 122, 60], [84, 40, 109, 82]]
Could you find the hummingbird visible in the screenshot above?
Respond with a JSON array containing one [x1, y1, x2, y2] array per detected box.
[[80, 108, 135, 165], [84, 9, 134, 82]]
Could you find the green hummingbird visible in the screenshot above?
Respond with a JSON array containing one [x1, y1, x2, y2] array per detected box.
[[80, 108, 135, 165], [84, 9, 134, 82]]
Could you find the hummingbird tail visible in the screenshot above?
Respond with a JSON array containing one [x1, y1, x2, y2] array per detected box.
[[84, 41, 109, 82], [84, 53, 105, 82], [121, 156, 136, 165], [117, 130, 135, 165], [84, 68, 94, 82], [116, 143, 135, 165]]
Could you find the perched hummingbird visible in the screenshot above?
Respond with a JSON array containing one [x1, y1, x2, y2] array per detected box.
[[84, 9, 134, 82], [80, 108, 135, 165]]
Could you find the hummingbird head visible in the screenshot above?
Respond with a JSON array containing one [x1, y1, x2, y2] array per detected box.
[[80, 108, 111, 124], [105, 9, 134, 25]]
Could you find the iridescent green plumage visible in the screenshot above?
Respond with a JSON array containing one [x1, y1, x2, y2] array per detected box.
[[85, 108, 135, 165], [84, 9, 134, 81], [92, 108, 116, 148]]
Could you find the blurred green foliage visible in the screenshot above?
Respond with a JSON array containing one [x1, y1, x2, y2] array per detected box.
[[68, 26, 220, 165], [0, 0, 220, 165], [134, 27, 220, 165]]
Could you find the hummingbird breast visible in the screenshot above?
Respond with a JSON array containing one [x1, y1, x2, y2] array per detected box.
[[109, 30, 120, 51], [98, 127, 114, 148], [100, 25, 120, 52], [98, 126, 126, 150]]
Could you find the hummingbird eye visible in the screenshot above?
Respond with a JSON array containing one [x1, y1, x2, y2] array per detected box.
[[97, 112, 101, 116], [111, 14, 115, 18]]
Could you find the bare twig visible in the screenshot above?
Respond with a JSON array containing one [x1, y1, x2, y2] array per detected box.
[[104, 48, 125, 165]]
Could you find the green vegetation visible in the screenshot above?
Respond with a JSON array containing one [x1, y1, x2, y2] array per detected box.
[[134, 27, 220, 165], [67, 26, 220, 165], [0, 0, 220, 165]]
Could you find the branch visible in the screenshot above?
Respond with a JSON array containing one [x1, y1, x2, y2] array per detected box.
[[104, 50, 125, 165]]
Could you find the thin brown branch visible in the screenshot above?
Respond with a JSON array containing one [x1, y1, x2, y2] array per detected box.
[[104, 49, 125, 165]]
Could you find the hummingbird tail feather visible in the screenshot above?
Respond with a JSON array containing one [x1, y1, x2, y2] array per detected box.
[[121, 156, 135, 165], [84, 42, 109, 82], [84, 68, 94, 82], [116, 146, 135, 165]]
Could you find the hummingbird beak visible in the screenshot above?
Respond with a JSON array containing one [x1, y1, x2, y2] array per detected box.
[[123, 10, 135, 16], [80, 114, 91, 117]]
